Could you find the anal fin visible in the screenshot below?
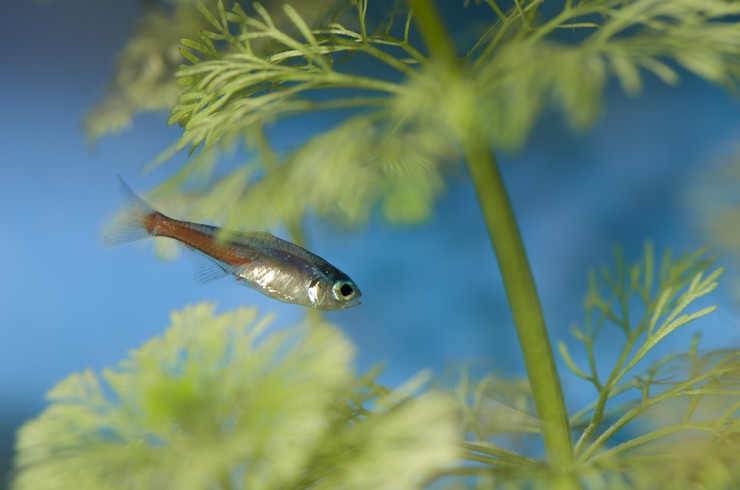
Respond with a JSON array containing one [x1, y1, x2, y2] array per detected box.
[[180, 244, 234, 283]]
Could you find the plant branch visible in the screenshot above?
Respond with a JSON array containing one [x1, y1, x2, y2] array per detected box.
[[588, 421, 722, 464], [580, 363, 738, 461], [458, 441, 537, 466]]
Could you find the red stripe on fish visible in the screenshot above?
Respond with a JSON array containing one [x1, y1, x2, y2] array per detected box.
[[152, 216, 252, 268]]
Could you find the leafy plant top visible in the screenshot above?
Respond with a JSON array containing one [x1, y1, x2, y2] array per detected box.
[[131, 0, 740, 230]]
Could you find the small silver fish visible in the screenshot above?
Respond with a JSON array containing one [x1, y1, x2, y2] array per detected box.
[[104, 178, 361, 310]]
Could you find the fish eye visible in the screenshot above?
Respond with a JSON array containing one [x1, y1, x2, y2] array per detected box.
[[333, 280, 356, 300], [340, 283, 354, 297]]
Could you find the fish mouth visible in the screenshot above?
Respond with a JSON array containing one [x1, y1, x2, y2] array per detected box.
[[322, 293, 362, 311]]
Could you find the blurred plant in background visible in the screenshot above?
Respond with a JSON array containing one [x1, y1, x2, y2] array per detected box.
[[14, 0, 740, 488], [13, 304, 458, 490], [84, 0, 338, 142], [689, 146, 740, 302]]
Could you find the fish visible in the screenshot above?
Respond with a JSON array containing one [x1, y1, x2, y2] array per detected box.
[[103, 178, 361, 310]]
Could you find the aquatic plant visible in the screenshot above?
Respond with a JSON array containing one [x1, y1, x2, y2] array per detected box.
[[14, 304, 458, 490], [14, 0, 740, 488]]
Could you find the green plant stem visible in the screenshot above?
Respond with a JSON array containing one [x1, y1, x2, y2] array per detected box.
[[574, 329, 637, 456], [461, 133, 576, 479], [407, 0, 575, 484], [406, 0, 457, 68]]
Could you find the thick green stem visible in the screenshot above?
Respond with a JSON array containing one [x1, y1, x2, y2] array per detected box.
[[407, 0, 576, 482], [461, 134, 575, 476]]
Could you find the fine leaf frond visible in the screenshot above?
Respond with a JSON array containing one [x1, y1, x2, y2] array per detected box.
[[578, 346, 740, 488], [92, 0, 740, 236], [547, 245, 740, 487], [174, 0, 733, 225], [451, 368, 542, 469], [561, 244, 737, 474], [466, 0, 740, 150]]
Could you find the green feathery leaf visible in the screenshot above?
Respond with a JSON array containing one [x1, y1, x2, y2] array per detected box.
[[559, 244, 738, 485]]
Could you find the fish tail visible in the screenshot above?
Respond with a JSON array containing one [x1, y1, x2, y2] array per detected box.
[[102, 176, 164, 246]]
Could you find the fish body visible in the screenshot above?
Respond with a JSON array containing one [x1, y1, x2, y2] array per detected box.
[[104, 179, 361, 310]]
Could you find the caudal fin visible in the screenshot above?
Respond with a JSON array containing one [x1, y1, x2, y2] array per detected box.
[[102, 176, 158, 246]]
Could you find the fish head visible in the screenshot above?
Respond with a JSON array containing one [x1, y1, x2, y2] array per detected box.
[[308, 273, 362, 310]]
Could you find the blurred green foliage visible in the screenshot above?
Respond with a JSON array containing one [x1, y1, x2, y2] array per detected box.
[[13, 304, 458, 490], [689, 147, 740, 303], [84, 0, 337, 142]]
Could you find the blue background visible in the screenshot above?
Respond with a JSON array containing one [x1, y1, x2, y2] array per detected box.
[[1, 0, 739, 485]]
